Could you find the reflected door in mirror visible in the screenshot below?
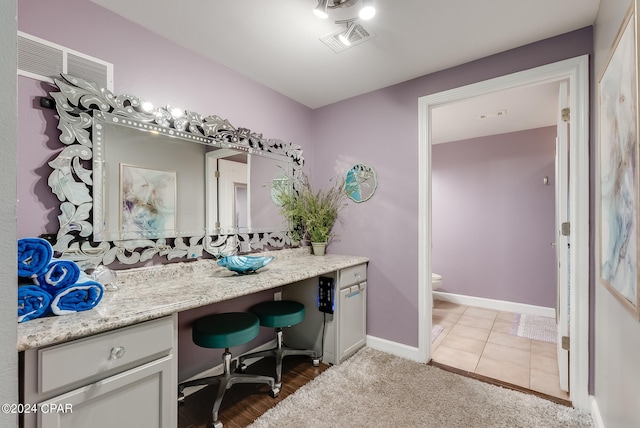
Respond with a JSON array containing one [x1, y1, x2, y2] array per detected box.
[[218, 158, 248, 231]]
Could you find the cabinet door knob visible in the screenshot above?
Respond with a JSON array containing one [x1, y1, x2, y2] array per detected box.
[[110, 346, 126, 360]]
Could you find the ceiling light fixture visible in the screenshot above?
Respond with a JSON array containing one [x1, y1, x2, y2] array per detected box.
[[358, 0, 376, 20], [338, 20, 358, 46], [313, 0, 376, 21], [313, 0, 329, 19], [315, 1, 375, 50], [479, 109, 508, 119]]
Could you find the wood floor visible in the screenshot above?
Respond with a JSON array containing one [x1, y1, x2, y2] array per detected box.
[[178, 356, 330, 428]]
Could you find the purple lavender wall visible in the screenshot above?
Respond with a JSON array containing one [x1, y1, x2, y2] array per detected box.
[[17, 0, 312, 239], [432, 127, 557, 307], [311, 28, 592, 347]]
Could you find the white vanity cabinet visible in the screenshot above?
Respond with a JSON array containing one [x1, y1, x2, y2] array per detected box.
[[283, 263, 367, 365], [20, 316, 177, 428]]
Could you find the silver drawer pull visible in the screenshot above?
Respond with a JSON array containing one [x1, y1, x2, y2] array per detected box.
[[110, 346, 126, 360]]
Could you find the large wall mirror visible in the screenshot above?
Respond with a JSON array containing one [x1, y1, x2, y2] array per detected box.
[[48, 74, 303, 268]]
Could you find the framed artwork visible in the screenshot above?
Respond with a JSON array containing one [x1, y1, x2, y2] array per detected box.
[[599, 2, 640, 319], [120, 164, 177, 240]]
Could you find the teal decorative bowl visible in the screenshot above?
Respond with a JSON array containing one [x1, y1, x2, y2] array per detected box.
[[217, 255, 274, 274]]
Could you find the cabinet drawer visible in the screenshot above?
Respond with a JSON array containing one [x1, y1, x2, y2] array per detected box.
[[39, 317, 173, 394], [339, 264, 367, 288]]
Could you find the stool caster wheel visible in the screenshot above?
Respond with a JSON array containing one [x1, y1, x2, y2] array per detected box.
[[312, 358, 320, 367], [235, 363, 247, 373], [212, 420, 223, 428], [269, 386, 280, 398]]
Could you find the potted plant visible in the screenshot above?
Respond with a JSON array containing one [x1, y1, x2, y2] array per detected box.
[[276, 172, 346, 255]]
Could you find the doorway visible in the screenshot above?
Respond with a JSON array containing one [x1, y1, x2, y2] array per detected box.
[[417, 55, 590, 410], [429, 111, 565, 399]]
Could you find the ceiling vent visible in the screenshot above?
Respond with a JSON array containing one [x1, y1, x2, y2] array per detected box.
[[18, 31, 114, 91], [320, 24, 375, 53]]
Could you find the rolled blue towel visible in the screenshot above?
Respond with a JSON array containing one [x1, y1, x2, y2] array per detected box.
[[18, 285, 52, 323], [34, 258, 81, 294], [18, 238, 53, 278], [49, 274, 105, 316]]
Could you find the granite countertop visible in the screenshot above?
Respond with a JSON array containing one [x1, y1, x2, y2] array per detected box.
[[17, 248, 368, 352]]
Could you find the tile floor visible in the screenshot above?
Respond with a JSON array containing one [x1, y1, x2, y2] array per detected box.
[[431, 299, 570, 401]]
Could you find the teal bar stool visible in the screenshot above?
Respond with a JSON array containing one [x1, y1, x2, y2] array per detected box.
[[178, 312, 275, 428], [237, 300, 319, 395]]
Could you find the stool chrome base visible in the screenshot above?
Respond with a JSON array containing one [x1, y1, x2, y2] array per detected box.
[[237, 329, 319, 392], [178, 349, 275, 428]]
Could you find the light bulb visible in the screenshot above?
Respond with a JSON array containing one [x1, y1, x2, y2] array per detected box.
[[339, 33, 352, 46], [359, 5, 375, 20], [314, 9, 329, 19], [313, 0, 329, 19], [359, 0, 376, 20], [339, 21, 357, 46]]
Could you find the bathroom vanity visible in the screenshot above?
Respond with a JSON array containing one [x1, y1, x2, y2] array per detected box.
[[18, 75, 369, 427], [18, 249, 368, 428], [21, 317, 175, 428]]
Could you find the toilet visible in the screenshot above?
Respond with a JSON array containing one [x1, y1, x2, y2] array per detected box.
[[431, 273, 443, 307], [432, 273, 443, 291]]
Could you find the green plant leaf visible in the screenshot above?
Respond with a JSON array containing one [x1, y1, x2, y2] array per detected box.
[[273, 171, 346, 244]]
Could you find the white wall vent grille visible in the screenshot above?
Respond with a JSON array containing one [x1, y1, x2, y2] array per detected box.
[[320, 24, 375, 53], [18, 31, 113, 91]]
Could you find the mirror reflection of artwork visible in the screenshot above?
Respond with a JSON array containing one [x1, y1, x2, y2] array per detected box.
[[120, 165, 177, 240], [345, 164, 377, 203]]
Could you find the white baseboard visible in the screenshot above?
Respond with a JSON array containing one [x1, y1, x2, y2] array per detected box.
[[366, 335, 422, 362], [433, 291, 556, 318], [180, 339, 277, 398], [590, 396, 605, 428]]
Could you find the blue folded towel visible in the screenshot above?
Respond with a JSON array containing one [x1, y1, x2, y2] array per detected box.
[[34, 258, 81, 294], [18, 238, 53, 278], [49, 274, 105, 316], [18, 285, 52, 323]]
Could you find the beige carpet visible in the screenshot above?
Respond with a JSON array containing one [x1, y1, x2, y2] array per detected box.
[[248, 347, 593, 428]]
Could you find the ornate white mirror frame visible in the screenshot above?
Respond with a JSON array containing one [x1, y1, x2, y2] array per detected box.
[[48, 74, 304, 269]]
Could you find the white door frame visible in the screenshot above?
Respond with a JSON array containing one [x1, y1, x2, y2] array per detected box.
[[417, 55, 590, 409]]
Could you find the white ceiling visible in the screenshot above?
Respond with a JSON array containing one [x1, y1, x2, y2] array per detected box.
[[90, 0, 599, 141], [431, 81, 563, 144]]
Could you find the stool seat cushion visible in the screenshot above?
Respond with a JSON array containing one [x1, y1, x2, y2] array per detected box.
[[192, 312, 260, 349], [251, 300, 305, 328]]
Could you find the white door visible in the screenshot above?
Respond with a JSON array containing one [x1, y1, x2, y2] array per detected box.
[[555, 81, 570, 392]]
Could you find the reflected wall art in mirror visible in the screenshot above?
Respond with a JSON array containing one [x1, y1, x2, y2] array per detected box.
[[48, 74, 303, 268]]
